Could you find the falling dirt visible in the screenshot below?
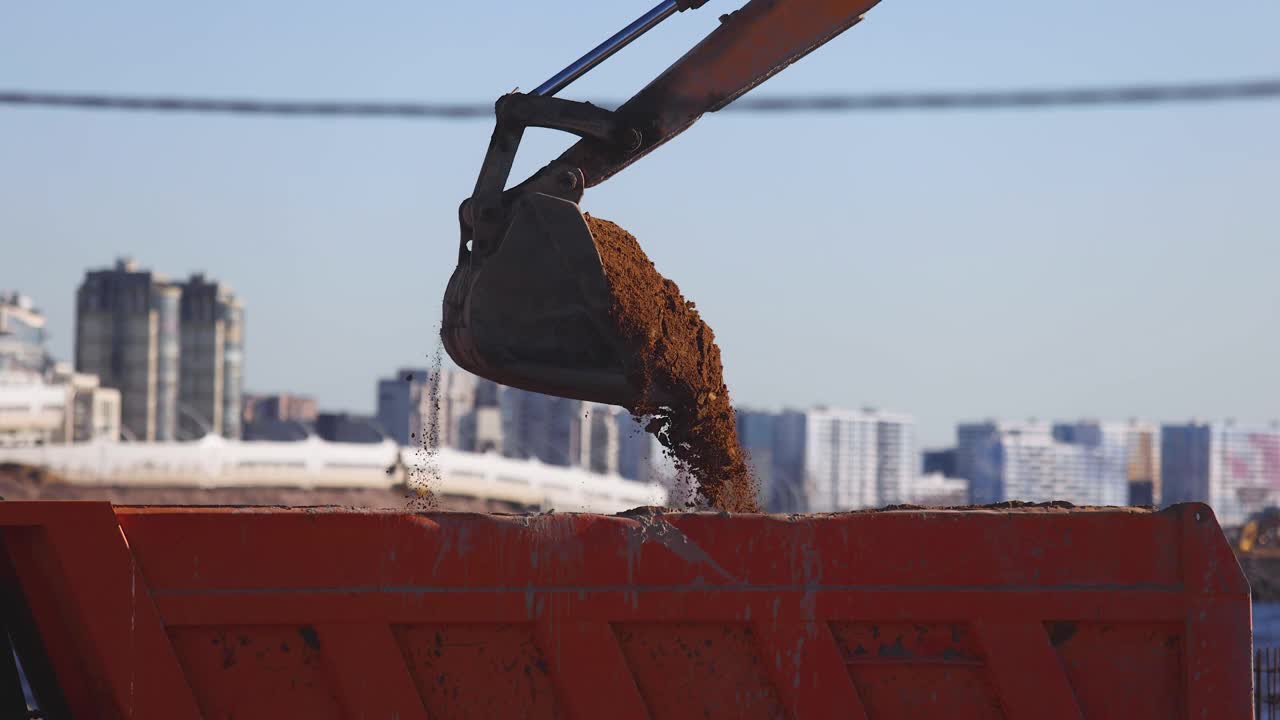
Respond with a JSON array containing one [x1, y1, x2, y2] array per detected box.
[[405, 335, 443, 510], [585, 215, 758, 513]]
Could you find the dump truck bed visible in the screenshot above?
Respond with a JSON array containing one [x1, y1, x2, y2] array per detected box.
[[0, 501, 1252, 718]]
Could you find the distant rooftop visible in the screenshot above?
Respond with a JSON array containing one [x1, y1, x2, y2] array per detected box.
[[0, 292, 37, 312]]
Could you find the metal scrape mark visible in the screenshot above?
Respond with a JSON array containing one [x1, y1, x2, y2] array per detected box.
[[622, 509, 740, 583]]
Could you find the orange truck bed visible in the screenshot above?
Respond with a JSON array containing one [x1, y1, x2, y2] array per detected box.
[[0, 501, 1253, 718]]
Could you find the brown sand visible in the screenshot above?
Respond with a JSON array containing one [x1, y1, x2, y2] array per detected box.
[[585, 215, 758, 512]]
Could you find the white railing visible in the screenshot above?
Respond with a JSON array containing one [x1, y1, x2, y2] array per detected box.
[[0, 436, 667, 514]]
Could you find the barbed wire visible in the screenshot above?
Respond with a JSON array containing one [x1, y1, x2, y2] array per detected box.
[[2, 77, 1278, 120]]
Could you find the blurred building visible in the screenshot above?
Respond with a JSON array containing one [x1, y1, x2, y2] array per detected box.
[[900, 473, 969, 507], [314, 412, 388, 444], [0, 377, 67, 447], [178, 273, 244, 440], [376, 367, 476, 449], [771, 406, 916, 513], [921, 448, 957, 477], [616, 414, 660, 482], [0, 292, 50, 375], [1052, 420, 1130, 505], [577, 403, 621, 475], [75, 261, 244, 442], [76, 259, 181, 441], [737, 408, 779, 508], [958, 420, 1128, 507], [243, 393, 318, 425], [463, 379, 504, 454], [876, 412, 917, 506], [771, 410, 808, 512], [435, 370, 477, 450], [1123, 420, 1161, 506], [0, 365, 120, 446], [500, 387, 581, 467], [241, 419, 312, 442], [1162, 421, 1280, 528], [48, 363, 121, 443]]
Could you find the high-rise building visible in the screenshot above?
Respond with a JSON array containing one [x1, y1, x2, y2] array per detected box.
[[376, 367, 477, 449], [178, 274, 244, 440], [221, 298, 245, 439], [876, 412, 916, 507], [376, 370, 418, 447], [772, 410, 809, 512], [460, 378, 504, 453], [958, 420, 1128, 507], [76, 261, 244, 442], [773, 407, 915, 513], [1162, 422, 1280, 528], [736, 409, 779, 508], [0, 292, 50, 375], [921, 448, 957, 477], [500, 387, 581, 467], [960, 421, 1054, 505], [76, 259, 181, 442], [577, 403, 621, 475], [1123, 420, 1161, 506], [617, 413, 657, 482], [1053, 420, 1131, 506]]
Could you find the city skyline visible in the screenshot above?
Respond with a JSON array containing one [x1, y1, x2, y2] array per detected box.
[[6, 272, 1280, 522], [10, 279, 1280, 524], [15, 274, 1280, 449], [8, 277, 1280, 446], [5, 2, 1278, 448]]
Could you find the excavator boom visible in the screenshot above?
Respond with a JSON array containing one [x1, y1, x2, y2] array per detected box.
[[559, 0, 881, 187], [443, 0, 882, 408]]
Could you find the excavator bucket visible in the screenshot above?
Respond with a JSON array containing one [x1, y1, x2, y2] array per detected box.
[[442, 192, 654, 408]]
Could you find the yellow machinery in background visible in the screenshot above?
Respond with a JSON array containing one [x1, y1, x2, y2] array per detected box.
[[1238, 507, 1280, 555]]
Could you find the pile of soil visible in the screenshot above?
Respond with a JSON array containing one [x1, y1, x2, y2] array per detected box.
[[585, 215, 757, 512]]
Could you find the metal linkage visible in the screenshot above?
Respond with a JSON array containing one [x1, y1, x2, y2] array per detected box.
[[532, 0, 686, 97]]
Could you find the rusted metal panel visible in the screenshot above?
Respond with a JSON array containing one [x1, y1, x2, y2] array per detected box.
[[0, 502, 1253, 718]]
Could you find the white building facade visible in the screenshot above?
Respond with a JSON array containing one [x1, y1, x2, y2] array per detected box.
[[958, 420, 1128, 507], [376, 367, 477, 450], [577, 403, 622, 475], [773, 407, 916, 513], [0, 366, 120, 447], [1162, 422, 1280, 528]]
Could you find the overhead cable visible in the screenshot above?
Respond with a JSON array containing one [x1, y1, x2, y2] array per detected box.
[[2, 78, 1278, 120]]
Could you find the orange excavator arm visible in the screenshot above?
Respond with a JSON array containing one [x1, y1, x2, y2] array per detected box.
[[445, 0, 883, 408], [558, 0, 882, 188]]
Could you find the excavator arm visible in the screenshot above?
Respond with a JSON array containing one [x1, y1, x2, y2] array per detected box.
[[444, 0, 883, 408], [559, 0, 881, 187]]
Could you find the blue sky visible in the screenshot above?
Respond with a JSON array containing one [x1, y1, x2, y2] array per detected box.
[[3, 0, 1278, 445]]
